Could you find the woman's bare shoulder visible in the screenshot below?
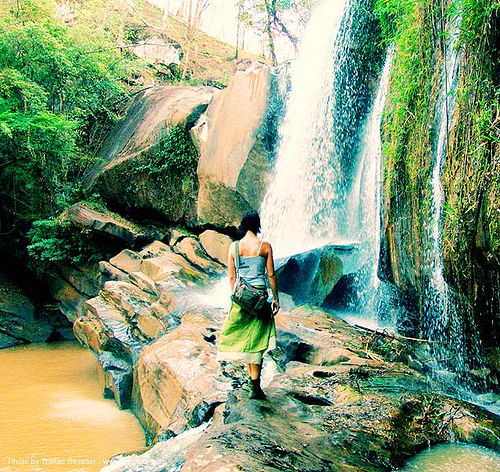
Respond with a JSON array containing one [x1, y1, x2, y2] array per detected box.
[[261, 241, 273, 254]]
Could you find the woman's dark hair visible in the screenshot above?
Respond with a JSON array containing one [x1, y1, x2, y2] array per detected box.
[[240, 211, 261, 235]]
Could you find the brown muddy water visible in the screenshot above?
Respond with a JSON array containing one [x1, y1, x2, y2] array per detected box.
[[0, 341, 145, 472], [398, 442, 500, 471]]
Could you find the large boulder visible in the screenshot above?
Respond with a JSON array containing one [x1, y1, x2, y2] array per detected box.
[[132, 311, 230, 441], [73, 236, 227, 414], [196, 61, 276, 227], [275, 243, 360, 305], [0, 274, 75, 345], [64, 203, 158, 247], [199, 230, 233, 266], [132, 36, 181, 66], [0, 313, 52, 347], [85, 86, 216, 223], [0, 277, 53, 347]]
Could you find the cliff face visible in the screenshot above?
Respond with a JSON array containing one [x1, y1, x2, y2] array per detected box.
[[380, 0, 499, 371], [442, 2, 500, 352]]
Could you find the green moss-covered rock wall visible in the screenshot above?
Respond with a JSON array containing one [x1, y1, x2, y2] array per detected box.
[[378, 0, 499, 368], [442, 0, 500, 352]]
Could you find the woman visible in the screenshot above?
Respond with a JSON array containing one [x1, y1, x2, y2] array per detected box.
[[217, 211, 280, 400]]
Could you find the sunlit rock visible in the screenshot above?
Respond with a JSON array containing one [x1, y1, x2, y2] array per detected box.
[[173, 236, 225, 276], [199, 230, 233, 266], [132, 311, 230, 441], [197, 61, 274, 227]]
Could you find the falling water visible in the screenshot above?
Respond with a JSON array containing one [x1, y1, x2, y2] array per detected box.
[[423, 14, 468, 376], [260, 0, 393, 328], [260, 0, 349, 258], [346, 47, 394, 320]]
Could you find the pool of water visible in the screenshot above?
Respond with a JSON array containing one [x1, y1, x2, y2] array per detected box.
[[398, 442, 500, 471], [0, 341, 146, 471]]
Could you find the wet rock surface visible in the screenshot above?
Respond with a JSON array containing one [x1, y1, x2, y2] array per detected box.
[[76, 239, 500, 471], [73, 234, 225, 418], [275, 243, 360, 306], [100, 303, 500, 471]]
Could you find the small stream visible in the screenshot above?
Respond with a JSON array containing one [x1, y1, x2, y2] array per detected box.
[[0, 341, 145, 472]]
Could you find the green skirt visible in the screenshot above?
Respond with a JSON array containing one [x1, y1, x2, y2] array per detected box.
[[217, 300, 276, 364]]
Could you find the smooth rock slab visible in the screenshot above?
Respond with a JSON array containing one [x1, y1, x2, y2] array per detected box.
[[199, 230, 232, 266], [65, 203, 149, 247], [197, 61, 273, 227], [174, 236, 225, 276], [132, 36, 181, 66], [132, 311, 230, 442]]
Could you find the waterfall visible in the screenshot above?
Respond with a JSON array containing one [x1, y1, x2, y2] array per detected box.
[[260, 0, 349, 258], [423, 14, 468, 377], [260, 0, 391, 327], [346, 47, 394, 323]]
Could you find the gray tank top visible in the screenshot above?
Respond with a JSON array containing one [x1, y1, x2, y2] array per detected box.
[[235, 241, 267, 288]]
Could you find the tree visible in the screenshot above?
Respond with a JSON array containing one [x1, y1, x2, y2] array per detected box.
[[237, 0, 312, 65], [180, 0, 211, 79], [0, 0, 131, 226]]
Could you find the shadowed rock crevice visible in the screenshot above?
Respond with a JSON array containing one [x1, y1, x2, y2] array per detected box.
[[291, 393, 333, 406]]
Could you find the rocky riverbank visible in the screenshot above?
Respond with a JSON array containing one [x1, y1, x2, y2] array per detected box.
[[70, 234, 500, 472]]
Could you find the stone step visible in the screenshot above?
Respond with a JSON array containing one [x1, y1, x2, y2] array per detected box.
[[128, 271, 159, 297]]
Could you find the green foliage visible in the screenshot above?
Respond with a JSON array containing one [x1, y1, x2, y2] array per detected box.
[[377, 0, 500, 353], [0, 0, 152, 271], [108, 124, 200, 219], [27, 218, 103, 265], [376, 0, 435, 222], [0, 0, 133, 223], [139, 125, 199, 177], [441, 0, 500, 276]]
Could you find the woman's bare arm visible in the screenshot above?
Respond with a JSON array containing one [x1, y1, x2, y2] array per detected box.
[[228, 242, 236, 291], [265, 242, 280, 314]]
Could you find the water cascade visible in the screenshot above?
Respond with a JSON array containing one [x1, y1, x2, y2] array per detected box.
[[260, 0, 389, 325], [421, 13, 477, 380], [260, 0, 350, 258], [343, 47, 394, 325]]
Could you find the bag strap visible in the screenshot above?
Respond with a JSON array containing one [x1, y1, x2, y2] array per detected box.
[[235, 241, 241, 274]]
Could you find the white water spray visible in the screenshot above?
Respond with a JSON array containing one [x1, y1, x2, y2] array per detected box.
[[349, 47, 394, 314], [424, 14, 466, 375], [260, 0, 349, 258]]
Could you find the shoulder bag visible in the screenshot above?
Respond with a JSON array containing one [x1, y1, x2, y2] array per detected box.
[[231, 241, 272, 320]]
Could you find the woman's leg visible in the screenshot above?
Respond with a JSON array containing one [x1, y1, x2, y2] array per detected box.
[[246, 363, 261, 380], [246, 362, 266, 399]]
